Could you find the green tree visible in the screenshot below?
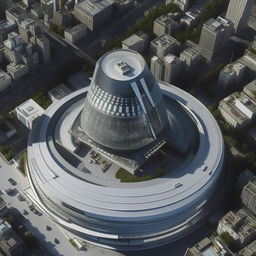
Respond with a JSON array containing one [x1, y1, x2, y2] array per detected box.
[[219, 232, 236, 250], [19, 151, 27, 176]]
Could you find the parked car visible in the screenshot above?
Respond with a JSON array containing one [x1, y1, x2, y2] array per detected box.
[[32, 209, 39, 214], [46, 226, 52, 231], [4, 188, 17, 196], [23, 210, 29, 215], [29, 205, 34, 211], [8, 178, 17, 186], [17, 193, 25, 201], [54, 238, 60, 244]]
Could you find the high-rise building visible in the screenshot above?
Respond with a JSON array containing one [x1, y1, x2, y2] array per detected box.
[[241, 178, 256, 215], [248, 0, 256, 30], [0, 19, 16, 43], [18, 18, 35, 43], [74, 0, 113, 31], [218, 62, 246, 89], [163, 54, 184, 83], [252, 35, 256, 50], [153, 12, 179, 37], [150, 34, 180, 58], [199, 16, 233, 61], [4, 32, 39, 70], [226, 0, 254, 33], [7, 63, 29, 80], [64, 24, 87, 43], [0, 69, 12, 92], [180, 40, 201, 71], [15, 99, 45, 129], [35, 35, 51, 63], [122, 31, 148, 53], [5, 7, 28, 24], [150, 55, 165, 81]]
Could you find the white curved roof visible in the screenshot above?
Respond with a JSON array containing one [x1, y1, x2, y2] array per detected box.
[[27, 83, 224, 221]]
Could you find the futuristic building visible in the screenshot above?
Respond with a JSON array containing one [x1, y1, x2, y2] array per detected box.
[[26, 49, 225, 250]]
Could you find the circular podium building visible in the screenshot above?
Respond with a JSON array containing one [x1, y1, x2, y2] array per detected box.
[[26, 49, 225, 250]]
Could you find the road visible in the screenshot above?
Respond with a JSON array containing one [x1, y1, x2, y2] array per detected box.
[[0, 157, 91, 256], [77, 0, 163, 53]]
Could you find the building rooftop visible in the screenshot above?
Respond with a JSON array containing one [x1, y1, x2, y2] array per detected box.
[[244, 79, 256, 100], [0, 219, 12, 237], [219, 209, 256, 241], [0, 231, 24, 253], [244, 178, 256, 195], [155, 13, 177, 26], [0, 69, 11, 83], [7, 63, 27, 73], [223, 62, 246, 74], [238, 239, 256, 256], [186, 236, 233, 256], [205, 16, 233, 32], [20, 18, 34, 30], [4, 32, 24, 50], [184, 9, 200, 20], [151, 34, 179, 49], [151, 55, 164, 64], [65, 23, 87, 35], [164, 54, 182, 64], [15, 99, 44, 118], [239, 51, 256, 72], [181, 40, 200, 57], [122, 32, 147, 47], [75, 0, 113, 16], [0, 19, 15, 32], [48, 83, 72, 101], [236, 94, 256, 113], [6, 6, 28, 21], [219, 92, 255, 125], [100, 49, 145, 81]]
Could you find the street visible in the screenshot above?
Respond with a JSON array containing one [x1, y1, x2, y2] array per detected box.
[[0, 157, 88, 256]]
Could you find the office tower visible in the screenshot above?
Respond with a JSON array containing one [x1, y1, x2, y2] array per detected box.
[[199, 16, 233, 61], [150, 34, 180, 58], [150, 55, 165, 80], [153, 12, 179, 37], [241, 178, 256, 214], [249, 1, 256, 30], [226, 0, 254, 33], [122, 31, 148, 53], [74, 0, 113, 31], [180, 40, 201, 71], [163, 54, 184, 83], [35, 35, 51, 63]]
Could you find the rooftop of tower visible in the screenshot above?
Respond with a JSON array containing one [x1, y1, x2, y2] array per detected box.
[[100, 49, 145, 81]]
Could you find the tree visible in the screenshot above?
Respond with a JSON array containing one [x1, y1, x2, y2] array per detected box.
[[174, 0, 229, 43], [0, 145, 14, 161], [19, 151, 27, 176], [219, 232, 236, 251]]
